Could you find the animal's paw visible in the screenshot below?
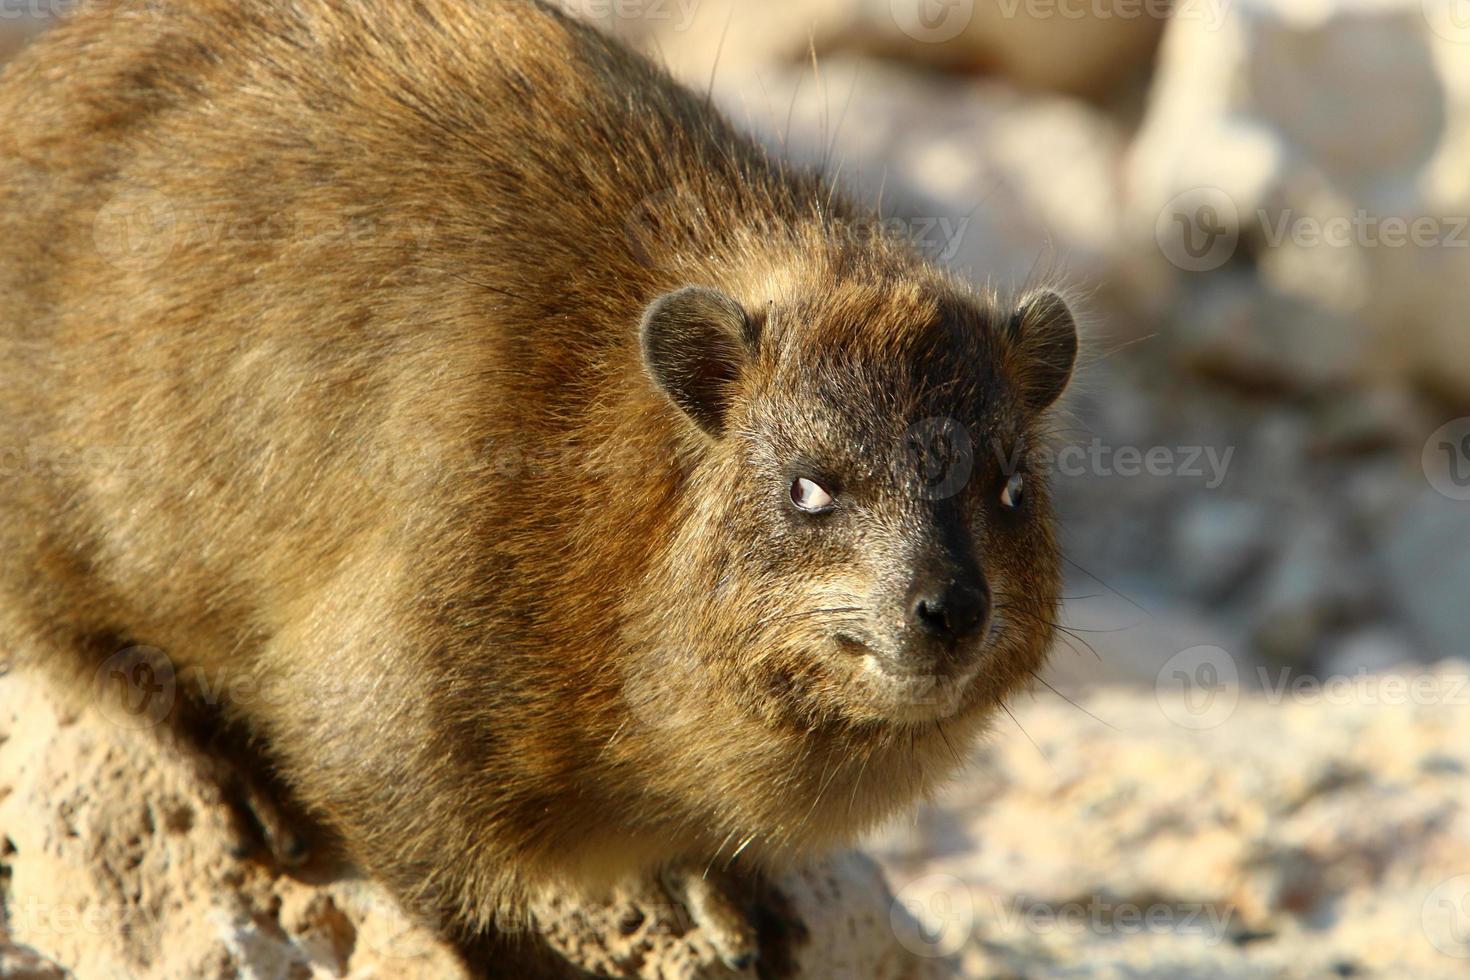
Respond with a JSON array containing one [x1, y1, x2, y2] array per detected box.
[[227, 770, 311, 867], [661, 864, 760, 973], [188, 750, 311, 869]]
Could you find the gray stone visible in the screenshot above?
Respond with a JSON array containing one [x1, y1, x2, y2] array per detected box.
[[1379, 488, 1470, 660]]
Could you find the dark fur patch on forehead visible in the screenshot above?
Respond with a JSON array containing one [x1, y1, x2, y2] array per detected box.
[[767, 280, 1008, 426], [739, 275, 1018, 489]]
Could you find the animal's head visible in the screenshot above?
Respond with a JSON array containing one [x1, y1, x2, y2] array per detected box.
[[636, 271, 1076, 732]]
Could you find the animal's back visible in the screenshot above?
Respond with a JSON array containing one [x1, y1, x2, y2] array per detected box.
[[0, 0, 820, 931], [0, 0, 794, 674]]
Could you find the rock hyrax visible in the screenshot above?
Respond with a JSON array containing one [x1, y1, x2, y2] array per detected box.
[[0, 0, 1077, 974]]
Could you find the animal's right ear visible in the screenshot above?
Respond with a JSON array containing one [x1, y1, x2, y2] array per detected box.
[[639, 286, 755, 438], [1006, 289, 1078, 414]]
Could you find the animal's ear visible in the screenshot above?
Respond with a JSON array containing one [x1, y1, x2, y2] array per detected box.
[[640, 286, 754, 438], [1006, 289, 1078, 414]]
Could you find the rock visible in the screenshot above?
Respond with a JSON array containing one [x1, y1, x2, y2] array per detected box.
[[1325, 627, 1422, 677], [0, 672, 929, 980], [711, 56, 1140, 306], [33, 654, 1469, 980], [1378, 487, 1470, 660], [1246, 508, 1377, 665], [1039, 586, 1253, 692], [597, 0, 1163, 102], [531, 853, 935, 979], [1170, 498, 1272, 601], [0, 940, 67, 980], [870, 663, 1470, 978], [1129, 0, 1470, 399], [1170, 272, 1375, 394]]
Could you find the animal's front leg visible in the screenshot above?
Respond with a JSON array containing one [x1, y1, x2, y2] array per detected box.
[[660, 862, 761, 972], [528, 858, 796, 977]]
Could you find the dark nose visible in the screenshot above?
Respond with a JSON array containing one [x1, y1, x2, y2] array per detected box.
[[907, 579, 990, 642]]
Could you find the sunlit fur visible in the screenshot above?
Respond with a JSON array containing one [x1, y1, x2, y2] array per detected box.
[[0, 0, 1067, 952]]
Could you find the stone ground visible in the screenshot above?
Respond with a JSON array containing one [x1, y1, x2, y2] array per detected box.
[[6, 663, 1470, 978], [871, 662, 1470, 979], [0, 671, 933, 980]]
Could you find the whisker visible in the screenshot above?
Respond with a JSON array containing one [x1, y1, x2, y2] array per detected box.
[[1000, 701, 1046, 762], [705, 826, 740, 878], [445, 270, 525, 304], [737, 605, 866, 643], [846, 747, 873, 818], [1062, 556, 1153, 617], [995, 602, 1106, 660], [594, 717, 629, 763], [704, 4, 735, 107], [1026, 669, 1116, 730], [725, 831, 760, 868], [933, 719, 963, 769], [788, 753, 843, 855], [991, 591, 1102, 602]]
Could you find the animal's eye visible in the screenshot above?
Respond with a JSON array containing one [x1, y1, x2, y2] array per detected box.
[[1000, 473, 1025, 510], [791, 477, 834, 513]]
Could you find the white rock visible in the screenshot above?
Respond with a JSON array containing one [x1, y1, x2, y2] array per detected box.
[[1129, 0, 1470, 397], [713, 57, 1138, 298], [870, 669, 1470, 978], [598, 0, 1163, 100]]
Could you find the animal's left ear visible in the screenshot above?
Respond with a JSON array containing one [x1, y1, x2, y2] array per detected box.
[[1006, 289, 1078, 413], [639, 285, 755, 438]]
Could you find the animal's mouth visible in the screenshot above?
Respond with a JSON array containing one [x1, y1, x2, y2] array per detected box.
[[831, 632, 983, 724]]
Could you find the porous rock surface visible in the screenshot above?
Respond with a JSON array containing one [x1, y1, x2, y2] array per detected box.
[[8, 662, 1470, 978], [872, 661, 1470, 979], [0, 670, 931, 980]]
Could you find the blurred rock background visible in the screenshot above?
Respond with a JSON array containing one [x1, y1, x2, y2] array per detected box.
[[4, 1, 1470, 976]]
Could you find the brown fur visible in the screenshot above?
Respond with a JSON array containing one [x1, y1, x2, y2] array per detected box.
[[0, 0, 1072, 971]]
